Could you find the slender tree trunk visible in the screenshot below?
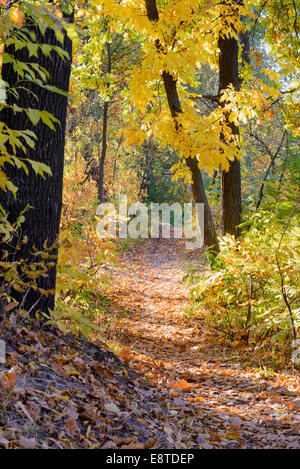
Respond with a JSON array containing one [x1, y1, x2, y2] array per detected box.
[[145, 1, 219, 251], [98, 41, 111, 202], [138, 137, 153, 202], [0, 13, 73, 315], [218, 7, 242, 237], [98, 101, 108, 201], [185, 156, 219, 250], [112, 134, 123, 184], [256, 130, 286, 209]]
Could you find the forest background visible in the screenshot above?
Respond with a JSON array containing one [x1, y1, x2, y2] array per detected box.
[[0, 0, 299, 369]]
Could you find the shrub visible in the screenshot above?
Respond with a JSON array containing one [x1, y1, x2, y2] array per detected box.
[[187, 206, 300, 363]]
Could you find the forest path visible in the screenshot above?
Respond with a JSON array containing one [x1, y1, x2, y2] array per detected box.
[[101, 238, 300, 449]]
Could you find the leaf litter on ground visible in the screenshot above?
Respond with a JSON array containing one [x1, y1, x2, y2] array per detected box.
[[0, 237, 299, 449]]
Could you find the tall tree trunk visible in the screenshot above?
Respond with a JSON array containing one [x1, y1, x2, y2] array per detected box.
[[0, 12, 73, 315], [138, 137, 153, 202], [112, 134, 123, 184], [98, 41, 111, 202], [185, 156, 219, 250], [98, 100, 108, 201], [218, 6, 242, 237], [144, 1, 219, 251]]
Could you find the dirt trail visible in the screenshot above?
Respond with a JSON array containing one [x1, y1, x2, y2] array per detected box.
[[103, 238, 300, 449]]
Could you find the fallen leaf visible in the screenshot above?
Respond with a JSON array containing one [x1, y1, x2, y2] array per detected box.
[[119, 346, 132, 362], [65, 417, 80, 437], [18, 436, 38, 449], [104, 402, 120, 413], [223, 429, 243, 440], [170, 379, 191, 390], [194, 396, 204, 403]]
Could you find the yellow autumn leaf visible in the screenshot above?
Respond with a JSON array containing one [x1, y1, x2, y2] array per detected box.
[[10, 7, 24, 26]]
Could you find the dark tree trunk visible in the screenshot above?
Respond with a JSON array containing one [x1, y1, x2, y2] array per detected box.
[[112, 134, 123, 184], [220, 157, 241, 236], [98, 100, 108, 202], [218, 20, 242, 237], [98, 41, 112, 202], [185, 156, 219, 250], [0, 14, 73, 315], [145, 1, 219, 251]]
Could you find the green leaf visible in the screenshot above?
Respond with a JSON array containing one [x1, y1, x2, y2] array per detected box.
[[27, 43, 39, 58], [28, 159, 52, 177], [27, 108, 41, 126], [40, 110, 59, 130]]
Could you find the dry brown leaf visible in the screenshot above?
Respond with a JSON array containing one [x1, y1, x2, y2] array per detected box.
[[144, 438, 157, 449], [18, 436, 38, 449], [65, 417, 80, 437], [121, 439, 145, 449]]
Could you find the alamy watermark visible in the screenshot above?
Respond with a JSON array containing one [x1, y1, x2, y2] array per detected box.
[[0, 339, 5, 364], [96, 195, 204, 250]]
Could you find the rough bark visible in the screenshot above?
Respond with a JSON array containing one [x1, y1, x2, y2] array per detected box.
[[0, 13, 73, 315], [218, 12, 242, 237]]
